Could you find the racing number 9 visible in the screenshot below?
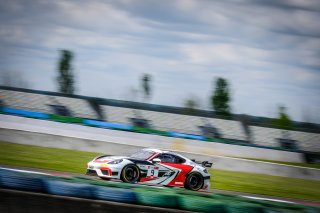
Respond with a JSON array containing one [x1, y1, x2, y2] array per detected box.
[[147, 166, 159, 178]]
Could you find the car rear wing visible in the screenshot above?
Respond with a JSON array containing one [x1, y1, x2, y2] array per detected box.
[[191, 159, 213, 168]]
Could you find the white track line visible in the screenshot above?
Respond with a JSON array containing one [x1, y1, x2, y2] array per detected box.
[[241, 195, 294, 203], [0, 167, 50, 176]]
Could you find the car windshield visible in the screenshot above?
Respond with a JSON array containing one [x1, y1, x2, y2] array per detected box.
[[129, 150, 155, 160]]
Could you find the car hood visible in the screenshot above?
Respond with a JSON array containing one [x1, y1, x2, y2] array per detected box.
[[93, 155, 127, 163]]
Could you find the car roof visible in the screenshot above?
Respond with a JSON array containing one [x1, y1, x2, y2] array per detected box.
[[142, 148, 188, 160], [142, 148, 163, 153]]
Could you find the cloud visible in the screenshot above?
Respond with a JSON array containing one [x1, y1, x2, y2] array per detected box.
[[243, 0, 320, 12], [0, 0, 319, 122]]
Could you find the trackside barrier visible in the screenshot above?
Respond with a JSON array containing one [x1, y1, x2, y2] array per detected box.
[[73, 176, 147, 190], [0, 106, 301, 152], [44, 180, 94, 199], [93, 187, 137, 203], [1, 107, 49, 119], [132, 127, 168, 136], [226, 202, 265, 213], [135, 190, 180, 208], [0, 169, 45, 192], [0, 169, 319, 212], [167, 132, 206, 140], [83, 119, 133, 131], [49, 115, 84, 123], [178, 196, 227, 213], [246, 199, 308, 212]]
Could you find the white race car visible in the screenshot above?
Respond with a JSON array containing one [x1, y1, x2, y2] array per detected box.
[[86, 148, 212, 191]]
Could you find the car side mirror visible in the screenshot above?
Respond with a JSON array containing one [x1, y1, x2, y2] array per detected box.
[[152, 158, 161, 164]]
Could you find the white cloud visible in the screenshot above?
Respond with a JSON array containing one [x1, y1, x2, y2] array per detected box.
[[0, 0, 319, 123], [179, 42, 270, 66]]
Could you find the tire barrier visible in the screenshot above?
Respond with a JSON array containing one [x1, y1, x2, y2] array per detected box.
[[93, 187, 137, 203], [178, 195, 227, 213], [226, 202, 265, 213], [1, 168, 319, 212], [0, 169, 45, 192], [44, 180, 94, 199], [135, 190, 179, 208], [73, 176, 147, 190], [246, 199, 320, 213]]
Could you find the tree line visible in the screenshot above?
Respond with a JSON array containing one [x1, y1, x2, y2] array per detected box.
[[56, 50, 293, 130]]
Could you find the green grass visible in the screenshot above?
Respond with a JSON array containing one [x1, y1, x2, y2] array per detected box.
[[210, 169, 320, 201], [0, 142, 104, 174], [239, 157, 320, 169], [0, 141, 319, 201]]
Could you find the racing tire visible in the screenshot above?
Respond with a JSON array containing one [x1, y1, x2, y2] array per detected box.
[[184, 172, 204, 191], [120, 164, 140, 183]]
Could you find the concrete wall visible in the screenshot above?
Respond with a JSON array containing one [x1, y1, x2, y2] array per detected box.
[[0, 114, 304, 163], [0, 128, 144, 156]]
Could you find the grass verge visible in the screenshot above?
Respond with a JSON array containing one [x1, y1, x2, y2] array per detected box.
[[0, 141, 319, 201], [239, 157, 320, 169], [0, 141, 103, 174], [210, 169, 320, 201]]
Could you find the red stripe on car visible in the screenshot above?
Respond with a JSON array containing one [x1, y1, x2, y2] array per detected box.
[[160, 163, 193, 187]]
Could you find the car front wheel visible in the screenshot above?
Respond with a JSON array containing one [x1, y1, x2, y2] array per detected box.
[[120, 164, 140, 183], [185, 172, 204, 191]]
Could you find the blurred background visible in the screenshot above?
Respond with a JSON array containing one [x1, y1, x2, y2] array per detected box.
[[0, 0, 320, 212]]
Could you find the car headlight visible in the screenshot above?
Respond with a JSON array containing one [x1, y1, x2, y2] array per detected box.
[[203, 169, 208, 174], [108, 159, 123, 164]]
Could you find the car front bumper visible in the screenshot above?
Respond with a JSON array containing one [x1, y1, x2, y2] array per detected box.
[[86, 162, 122, 179]]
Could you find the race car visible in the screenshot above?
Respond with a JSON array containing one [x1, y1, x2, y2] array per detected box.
[[86, 148, 212, 191]]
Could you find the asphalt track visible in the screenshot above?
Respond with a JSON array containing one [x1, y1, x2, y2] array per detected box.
[[1, 164, 319, 207]]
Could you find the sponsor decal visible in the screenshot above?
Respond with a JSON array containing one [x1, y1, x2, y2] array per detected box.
[[161, 163, 193, 187], [100, 163, 109, 168], [94, 159, 110, 163], [146, 166, 159, 178], [163, 171, 174, 177]]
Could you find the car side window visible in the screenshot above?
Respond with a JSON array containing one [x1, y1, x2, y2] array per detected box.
[[158, 154, 175, 163], [158, 154, 185, 164], [175, 156, 186, 164]]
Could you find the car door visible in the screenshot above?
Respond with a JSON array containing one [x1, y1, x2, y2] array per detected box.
[[157, 153, 194, 187], [138, 153, 177, 184]]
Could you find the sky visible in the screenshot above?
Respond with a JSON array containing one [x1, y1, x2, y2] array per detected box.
[[0, 0, 320, 123]]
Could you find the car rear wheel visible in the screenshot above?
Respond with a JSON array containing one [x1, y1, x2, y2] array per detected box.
[[120, 164, 140, 183], [185, 172, 204, 191]]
